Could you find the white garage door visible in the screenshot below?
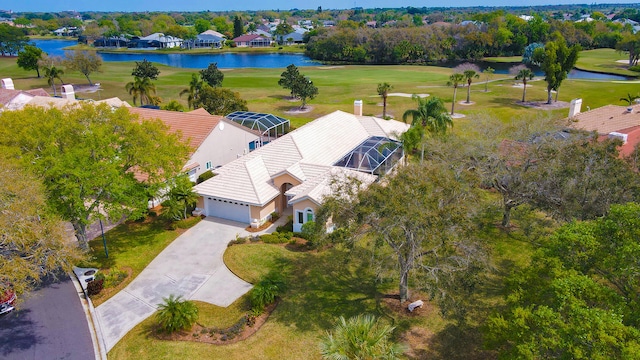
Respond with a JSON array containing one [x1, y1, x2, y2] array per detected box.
[[205, 198, 251, 223]]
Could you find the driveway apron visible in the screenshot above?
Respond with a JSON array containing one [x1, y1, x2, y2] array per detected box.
[[94, 217, 252, 352]]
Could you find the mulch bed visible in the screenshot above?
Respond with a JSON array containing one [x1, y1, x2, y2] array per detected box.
[[156, 301, 278, 345], [245, 221, 274, 232]]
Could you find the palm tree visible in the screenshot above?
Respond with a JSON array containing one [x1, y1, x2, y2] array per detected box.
[[180, 74, 204, 110], [319, 314, 405, 360], [125, 76, 156, 106], [620, 93, 640, 106], [447, 73, 465, 115], [155, 294, 198, 334], [43, 66, 64, 96], [377, 82, 393, 118], [483, 66, 494, 92], [402, 95, 452, 136], [463, 69, 479, 103], [515, 67, 535, 103]]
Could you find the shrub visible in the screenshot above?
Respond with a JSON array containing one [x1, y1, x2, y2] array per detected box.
[[270, 211, 280, 222], [103, 267, 128, 288], [630, 65, 640, 72], [196, 170, 215, 184], [260, 231, 293, 244], [320, 315, 405, 359], [156, 294, 199, 334], [250, 272, 285, 311], [276, 218, 294, 233], [170, 216, 202, 230], [87, 278, 104, 296], [228, 234, 248, 247]]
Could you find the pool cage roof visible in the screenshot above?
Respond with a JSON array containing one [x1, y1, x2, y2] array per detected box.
[[333, 136, 403, 175], [226, 111, 290, 141]]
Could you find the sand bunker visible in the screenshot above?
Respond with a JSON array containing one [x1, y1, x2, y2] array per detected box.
[[387, 93, 429, 98]]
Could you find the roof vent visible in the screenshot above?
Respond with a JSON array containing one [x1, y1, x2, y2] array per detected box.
[[568, 98, 582, 118], [609, 131, 628, 144], [61, 84, 75, 100]]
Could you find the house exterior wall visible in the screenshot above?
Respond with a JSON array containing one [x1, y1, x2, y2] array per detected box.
[[292, 199, 318, 232], [250, 199, 276, 224], [188, 121, 259, 180], [272, 173, 302, 189]]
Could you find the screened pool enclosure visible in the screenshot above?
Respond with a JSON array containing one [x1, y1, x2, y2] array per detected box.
[[226, 111, 290, 145], [333, 136, 403, 176]]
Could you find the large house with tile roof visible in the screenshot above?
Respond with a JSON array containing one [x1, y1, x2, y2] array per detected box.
[[194, 109, 409, 231], [233, 34, 272, 47], [128, 107, 260, 182], [568, 100, 640, 156]]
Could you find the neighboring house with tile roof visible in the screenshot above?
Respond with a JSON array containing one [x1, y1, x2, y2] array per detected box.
[[567, 100, 640, 156], [128, 107, 260, 182], [194, 108, 409, 231], [0, 88, 49, 110], [233, 34, 272, 47]]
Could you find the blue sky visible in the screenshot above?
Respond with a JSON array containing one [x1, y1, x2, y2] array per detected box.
[[8, 1, 640, 13]]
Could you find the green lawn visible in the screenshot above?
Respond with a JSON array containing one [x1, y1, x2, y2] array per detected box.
[[3, 51, 639, 129], [575, 48, 638, 77]]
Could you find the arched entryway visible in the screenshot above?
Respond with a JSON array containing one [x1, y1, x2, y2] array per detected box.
[[280, 183, 294, 214]]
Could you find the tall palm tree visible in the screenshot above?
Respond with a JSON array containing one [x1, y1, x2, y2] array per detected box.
[[43, 66, 64, 96], [320, 314, 405, 360], [447, 73, 465, 115], [463, 69, 479, 103], [125, 76, 156, 106], [377, 82, 393, 118], [515, 67, 535, 103], [402, 95, 453, 136], [180, 73, 203, 110], [155, 294, 199, 334]]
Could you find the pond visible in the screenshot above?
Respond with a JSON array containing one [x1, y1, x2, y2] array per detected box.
[[31, 39, 633, 79], [32, 39, 320, 69]]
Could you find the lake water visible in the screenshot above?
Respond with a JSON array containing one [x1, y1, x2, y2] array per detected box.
[[32, 39, 320, 69], [31, 39, 632, 79]]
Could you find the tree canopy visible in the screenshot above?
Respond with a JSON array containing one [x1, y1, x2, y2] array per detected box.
[[131, 59, 160, 80], [532, 32, 580, 104], [193, 84, 248, 115], [17, 44, 43, 77], [63, 51, 103, 85], [0, 154, 83, 299], [199, 63, 224, 88], [0, 103, 190, 249]]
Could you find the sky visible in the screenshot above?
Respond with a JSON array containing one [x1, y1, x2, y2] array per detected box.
[[8, 0, 640, 13]]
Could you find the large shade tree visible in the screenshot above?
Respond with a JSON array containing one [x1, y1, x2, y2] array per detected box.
[[63, 50, 103, 85], [0, 154, 83, 299], [199, 62, 224, 88], [532, 32, 580, 104], [17, 44, 44, 77], [319, 163, 485, 304], [131, 59, 160, 80], [192, 84, 248, 115], [0, 103, 190, 249]]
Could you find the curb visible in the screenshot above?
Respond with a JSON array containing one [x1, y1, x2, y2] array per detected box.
[[69, 272, 108, 360]]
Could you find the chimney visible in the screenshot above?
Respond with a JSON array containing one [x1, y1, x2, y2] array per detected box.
[[61, 84, 75, 100], [1, 78, 14, 90], [354, 100, 363, 116], [568, 98, 582, 118]]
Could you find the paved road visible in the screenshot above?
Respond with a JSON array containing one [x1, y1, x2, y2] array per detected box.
[[0, 274, 95, 360], [95, 217, 254, 352]]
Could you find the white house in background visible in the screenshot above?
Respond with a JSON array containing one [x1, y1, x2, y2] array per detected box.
[[128, 107, 260, 182], [140, 33, 183, 48], [194, 106, 409, 231]]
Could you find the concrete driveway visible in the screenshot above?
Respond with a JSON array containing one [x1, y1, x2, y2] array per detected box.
[[94, 217, 252, 352]]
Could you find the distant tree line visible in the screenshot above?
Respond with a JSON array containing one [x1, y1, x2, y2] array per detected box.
[[306, 12, 632, 64]]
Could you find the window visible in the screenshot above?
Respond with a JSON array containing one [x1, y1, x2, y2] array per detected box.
[[206, 161, 212, 170], [297, 211, 303, 224], [306, 209, 314, 222]]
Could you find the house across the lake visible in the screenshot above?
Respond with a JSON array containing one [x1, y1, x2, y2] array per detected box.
[[194, 103, 409, 231]]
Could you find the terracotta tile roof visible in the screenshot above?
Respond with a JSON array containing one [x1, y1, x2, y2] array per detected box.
[[568, 104, 640, 134], [26, 88, 50, 97], [233, 34, 262, 42], [128, 107, 223, 153], [609, 125, 640, 157]]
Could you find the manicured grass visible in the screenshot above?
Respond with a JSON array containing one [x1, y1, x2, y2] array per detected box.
[[575, 48, 638, 77], [80, 215, 197, 305], [4, 52, 639, 130]]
